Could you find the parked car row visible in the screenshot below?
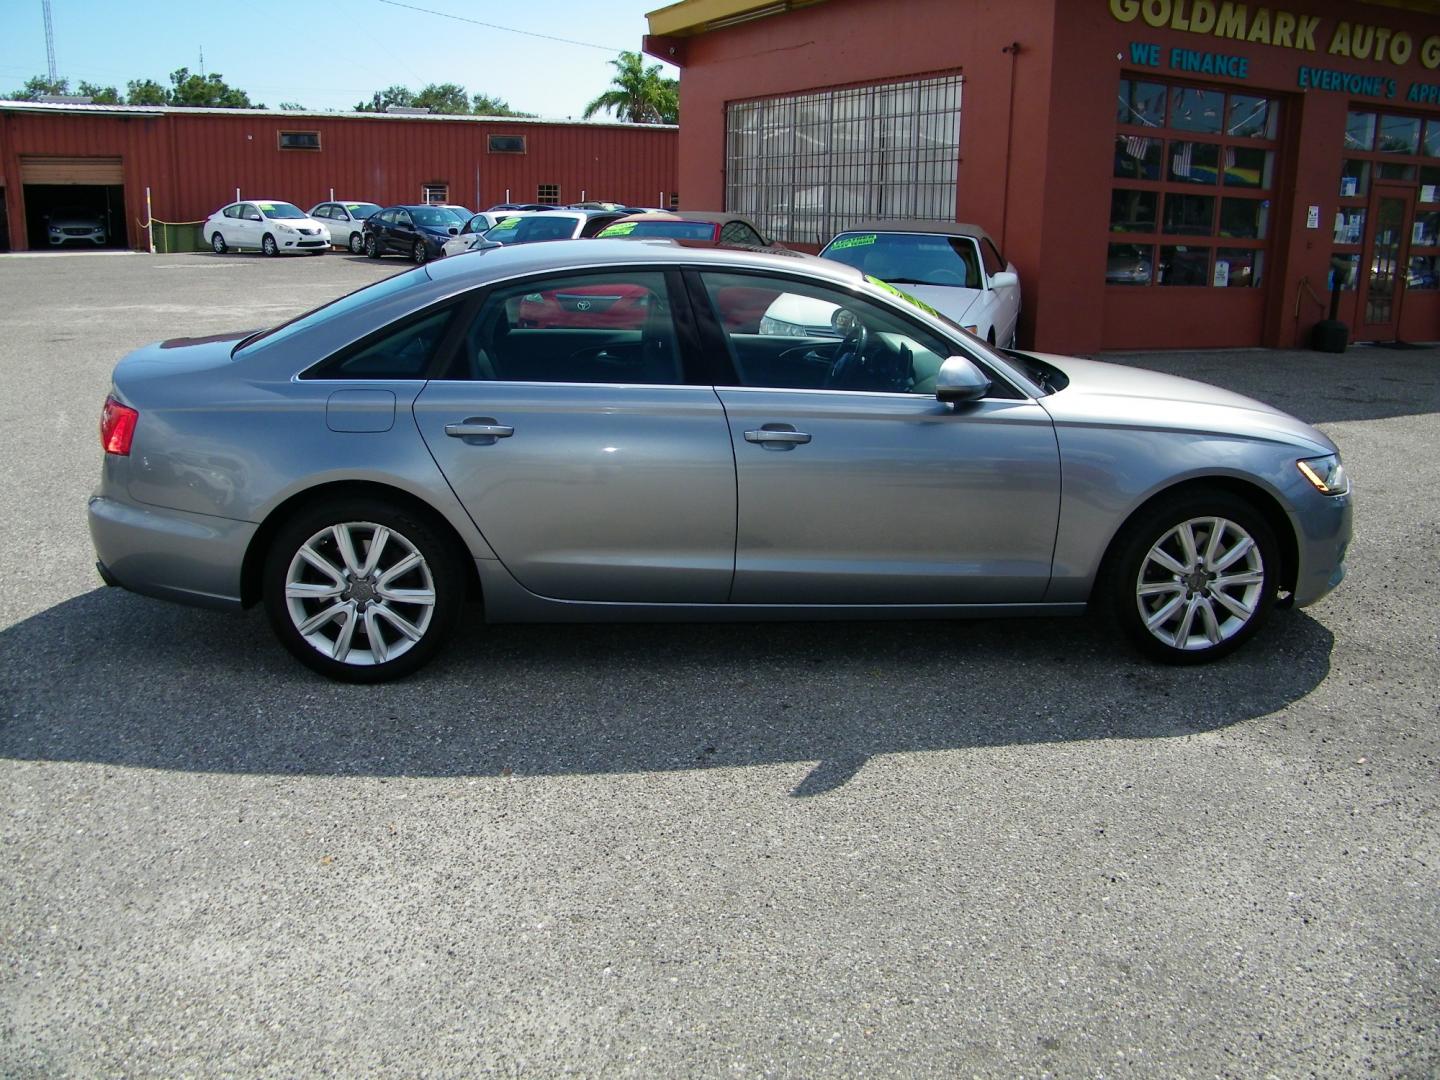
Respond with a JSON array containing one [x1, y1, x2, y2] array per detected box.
[[198, 197, 1023, 349]]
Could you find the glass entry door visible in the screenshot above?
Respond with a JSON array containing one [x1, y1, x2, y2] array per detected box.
[[1357, 185, 1415, 341]]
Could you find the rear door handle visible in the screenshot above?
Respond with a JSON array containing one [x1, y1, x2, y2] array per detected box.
[[444, 418, 514, 444]]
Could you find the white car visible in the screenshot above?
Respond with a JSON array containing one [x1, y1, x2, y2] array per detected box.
[[439, 211, 509, 257], [306, 201, 381, 253], [819, 220, 1021, 347], [204, 200, 330, 256]]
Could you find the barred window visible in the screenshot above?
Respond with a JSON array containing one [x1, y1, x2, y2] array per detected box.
[[422, 183, 448, 205], [488, 135, 525, 154], [537, 184, 560, 205], [725, 73, 962, 247]]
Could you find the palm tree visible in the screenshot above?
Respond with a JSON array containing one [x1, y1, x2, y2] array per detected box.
[[583, 52, 678, 124]]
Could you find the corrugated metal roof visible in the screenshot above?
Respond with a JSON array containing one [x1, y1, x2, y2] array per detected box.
[[0, 99, 676, 131]]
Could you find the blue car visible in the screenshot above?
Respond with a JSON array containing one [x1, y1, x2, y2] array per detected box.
[[362, 204, 471, 263]]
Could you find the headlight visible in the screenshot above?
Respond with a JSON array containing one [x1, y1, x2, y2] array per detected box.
[[759, 315, 810, 337], [49, 225, 62, 234], [1297, 454, 1348, 496], [277, 224, 296, 234]]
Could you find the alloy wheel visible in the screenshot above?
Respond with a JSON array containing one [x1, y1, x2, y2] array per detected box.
[[1134, 515, 1265, 651], [284, 521, 436, 667]]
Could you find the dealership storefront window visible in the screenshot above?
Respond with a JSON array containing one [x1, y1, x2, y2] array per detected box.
[[725, 73, 962, 247], [1109, 76, 1280, 290]]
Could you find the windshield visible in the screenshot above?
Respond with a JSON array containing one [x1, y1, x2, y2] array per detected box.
[[483, 216, 580, 244], [234, 266, 431, 357], [258, 202, 307, 219], [411, 207, 462, 227], [823, 232, 983, 289], [344, 203, 381, 219], [598, 220, 717, 240]]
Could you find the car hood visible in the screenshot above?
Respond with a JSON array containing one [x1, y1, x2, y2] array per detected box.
[[1031, 354, 1336, 454], [889, 284, 982, 324]]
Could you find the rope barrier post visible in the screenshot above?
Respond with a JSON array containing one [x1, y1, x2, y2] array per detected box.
[[146, 187, 156, 254]]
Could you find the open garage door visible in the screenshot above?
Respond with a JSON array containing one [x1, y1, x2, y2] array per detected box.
[[20, 156, 124, 186], [20, 156, 128, 250]]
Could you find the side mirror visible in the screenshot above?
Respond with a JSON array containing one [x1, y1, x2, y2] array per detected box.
[[989, 270, 1019, 290], [935, 356, 991, 404]]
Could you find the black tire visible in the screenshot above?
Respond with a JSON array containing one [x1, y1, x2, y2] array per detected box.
[[1100, 489, 1279, 664], [412, 239, 428, 264], [262, 498, 465, 683], [348, 232, 364, 254], [262, 233, 278, 257], [210, 232, 228, 254], [364, 234, 381, 259]]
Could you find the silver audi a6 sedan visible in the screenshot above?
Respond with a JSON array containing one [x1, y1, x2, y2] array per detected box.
[[89, 240, 1351, 682]]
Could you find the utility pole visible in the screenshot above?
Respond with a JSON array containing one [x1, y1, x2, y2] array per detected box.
[[42, 0, 57, 83]]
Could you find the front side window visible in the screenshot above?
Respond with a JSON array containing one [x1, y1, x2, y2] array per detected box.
[[448, 271, 681, 385], [698, 271, 958, 395], [242, 205, 263, 222]]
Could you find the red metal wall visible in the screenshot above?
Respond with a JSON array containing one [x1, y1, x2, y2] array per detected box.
[[652, 0, 1440, 352], [0, 108, 677, 251]]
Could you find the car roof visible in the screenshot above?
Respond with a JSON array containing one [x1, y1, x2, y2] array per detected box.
[[833, 219, 995, 245], [426, 237, 856, 287]]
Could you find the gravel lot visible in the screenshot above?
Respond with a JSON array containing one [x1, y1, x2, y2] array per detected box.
[[1, 251, 1436, 1078]]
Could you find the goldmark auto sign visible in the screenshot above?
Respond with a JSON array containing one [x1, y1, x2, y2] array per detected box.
[[1108, 0, 1440, 70]]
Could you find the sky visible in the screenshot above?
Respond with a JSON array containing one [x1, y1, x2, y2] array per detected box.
[[0, 0, 679, 119]]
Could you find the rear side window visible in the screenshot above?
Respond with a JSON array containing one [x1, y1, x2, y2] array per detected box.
[[304, 307, 456, 380], [445, 271, 681, 385]]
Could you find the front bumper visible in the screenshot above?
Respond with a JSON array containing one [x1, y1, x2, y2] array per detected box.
[[50, 230, 106, 245], [279, 230, 330, 251], [1290, 489, 1354, 608], [89, 494, 256, 611]]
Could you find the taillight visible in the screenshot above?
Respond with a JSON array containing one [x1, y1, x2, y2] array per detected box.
[[100, 395, 138, 455]]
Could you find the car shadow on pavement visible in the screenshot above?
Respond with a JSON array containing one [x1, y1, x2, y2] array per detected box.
[[0, 589, 1334, 796]]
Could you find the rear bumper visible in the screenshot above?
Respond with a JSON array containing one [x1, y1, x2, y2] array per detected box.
[[88, 494, 255, 611]]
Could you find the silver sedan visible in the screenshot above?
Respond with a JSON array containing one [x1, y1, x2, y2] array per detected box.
[[89, 241, 1352, 681]]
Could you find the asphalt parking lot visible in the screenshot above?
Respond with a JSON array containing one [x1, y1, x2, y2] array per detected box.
[[2, 250, 1437, 1078]]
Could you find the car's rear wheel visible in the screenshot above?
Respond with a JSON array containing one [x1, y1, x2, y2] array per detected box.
[[364, 234, 381, 259], [262, 233, 278, 257], [211, 232, 227, 254], [348, 232, 364, 254], [412, 239, 428, 264], [262, 499, 464, 682], [1104, 490, 1278, 664]]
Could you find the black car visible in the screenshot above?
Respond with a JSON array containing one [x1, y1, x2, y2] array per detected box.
[[363, 204, 470, 263]]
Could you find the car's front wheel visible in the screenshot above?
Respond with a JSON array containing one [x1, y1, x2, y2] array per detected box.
[[364, 234, 381, 259], [211, 232, 227, 254], [261, 233, 278, 257], [1104, 491, 1278, 663], [348, 232, 364, 254], [262, 499, 464, 682], [412, 239, 428, 264]]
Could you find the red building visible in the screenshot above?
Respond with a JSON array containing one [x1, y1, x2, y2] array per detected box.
[[646, 0, 1440, 351], [0, 101, 678, 253]]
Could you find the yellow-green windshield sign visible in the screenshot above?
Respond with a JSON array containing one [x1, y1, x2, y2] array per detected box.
[[598, 221, 638, 237], [865, 274, 941, 318]]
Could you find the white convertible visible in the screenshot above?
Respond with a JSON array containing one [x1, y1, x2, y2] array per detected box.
[[819, 220, 1021, 348]]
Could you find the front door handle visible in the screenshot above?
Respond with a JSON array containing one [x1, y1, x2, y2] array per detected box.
[[744, 424, 812, 450], [444, 417, 514, 444]]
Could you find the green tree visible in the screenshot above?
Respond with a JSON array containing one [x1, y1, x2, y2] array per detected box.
[[471, 92, 532, 117], [166, 67, 257, 108], [582, 52, 678, 124], [8, 75, 71, 99], [355, 85, 415, 112], [78, 81, 121, 104], [125, 78, 167, 105], [278, 101, 305, 111], [414, 82, 470, 115]]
